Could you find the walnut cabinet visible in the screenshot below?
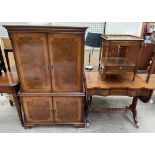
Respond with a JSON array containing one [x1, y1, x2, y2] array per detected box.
[[4, 25, 87, 128]]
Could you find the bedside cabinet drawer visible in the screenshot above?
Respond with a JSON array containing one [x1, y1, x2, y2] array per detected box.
[[107, 66, 135, 73]]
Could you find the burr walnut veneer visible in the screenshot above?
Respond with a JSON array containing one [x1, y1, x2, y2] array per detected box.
[[4, 25, 87, 128]]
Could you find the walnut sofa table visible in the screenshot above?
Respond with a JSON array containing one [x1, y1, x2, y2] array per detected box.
[[85, 71, 155, 127], [0, 72, 23, 125]]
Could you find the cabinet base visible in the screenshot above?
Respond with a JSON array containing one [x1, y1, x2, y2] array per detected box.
[[24, 126, 32, 129], [23, 122, 85, 129], [73, 124, 85, 128]]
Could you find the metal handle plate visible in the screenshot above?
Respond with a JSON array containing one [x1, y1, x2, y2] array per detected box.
[[43, 65, 49, 70], [50, 65, 53, 68]]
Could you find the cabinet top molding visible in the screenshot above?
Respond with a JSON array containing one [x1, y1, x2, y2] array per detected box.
[[3, 25, 88, 33]]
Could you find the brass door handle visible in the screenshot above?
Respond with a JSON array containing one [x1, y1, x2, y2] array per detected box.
[[43, 65, 49, 70], [49, 65, 53, 68]]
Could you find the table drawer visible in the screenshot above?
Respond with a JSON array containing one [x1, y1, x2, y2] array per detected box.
[[110, 89, 127, 95], [88, 89, 109, 96], [127, 90, 137, 96], [127, 89, 151, 97]]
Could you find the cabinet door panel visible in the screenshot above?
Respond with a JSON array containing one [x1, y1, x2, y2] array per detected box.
[[21, 97, 54, 123], [11, 33, 51, 92], [53, 97, 83, 123], [48, 34, 83, 92]]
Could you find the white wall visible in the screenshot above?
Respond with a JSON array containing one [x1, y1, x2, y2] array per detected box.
[[105, 22, 142, 36]]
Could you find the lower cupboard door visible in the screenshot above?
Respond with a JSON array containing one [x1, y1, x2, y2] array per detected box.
[[53, 97, 84, 123], [21, 97, 54, 124]]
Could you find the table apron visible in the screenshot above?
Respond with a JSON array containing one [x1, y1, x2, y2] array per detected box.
[[87, 88, 152, 97]]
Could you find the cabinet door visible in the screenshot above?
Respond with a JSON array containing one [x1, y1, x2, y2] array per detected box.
[[48, 34, 83, 92], [21, 97, 54, 123], [53, 97, 83, 123], [10, 33, 51, 92]]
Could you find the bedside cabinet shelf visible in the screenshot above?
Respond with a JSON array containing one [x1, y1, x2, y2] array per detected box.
[[100, 57, 136, 74]]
